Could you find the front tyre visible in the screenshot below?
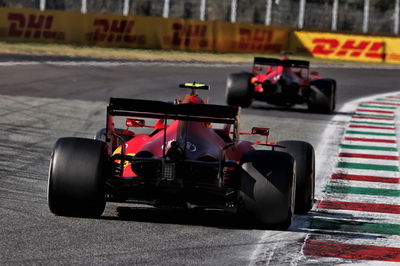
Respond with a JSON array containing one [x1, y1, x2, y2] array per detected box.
[[48, 137, 108, 217]]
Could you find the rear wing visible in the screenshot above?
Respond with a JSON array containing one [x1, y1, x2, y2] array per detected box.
[[179, 83, 209, 90], [254, 57, 310, 68], [107, 97, 239, 124]]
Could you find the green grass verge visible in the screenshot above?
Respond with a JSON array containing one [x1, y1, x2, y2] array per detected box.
[[0, 41, 398, 66]]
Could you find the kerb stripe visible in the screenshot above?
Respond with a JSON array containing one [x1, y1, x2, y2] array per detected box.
[[376, 98, 400, 102], [348, 125, 395, 130], [324, 185, 400, 197], [352, 116, 394, 121], [310, 218, 400, 235], [354, 113, 394, 118], [331, 173, 400, 183], [338, 152, 399, 160], [345, 130, 396, 136], [340, 144, 398, 151], [344, 137, 396, 143], [317, 200, 400, 214], [350, 120, 395, 126], [305, 95, 400, 264], [356, 109, 394, 114], [303, 240, 400, 262], [387, 96, 400, 100], [359, 104, 396, 109], [367, 101, 400, 106], [337, 162, 399, 171]]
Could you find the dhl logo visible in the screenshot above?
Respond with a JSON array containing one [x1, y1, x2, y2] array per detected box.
[[311, 38, 384, 59], [166, 23, 209, 48], [86, 19, 145, 44], [237, 28, 281, 52], [0, 13, 65, 40]]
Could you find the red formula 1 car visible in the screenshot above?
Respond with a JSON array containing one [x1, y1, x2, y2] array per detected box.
[[48, 83, 315, 229], [226, 55, 336, 113]]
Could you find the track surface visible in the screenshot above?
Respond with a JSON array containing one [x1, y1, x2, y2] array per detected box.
[[0, 56, 399, 265]]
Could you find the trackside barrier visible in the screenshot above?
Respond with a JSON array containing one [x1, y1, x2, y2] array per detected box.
[[158, 18, 214, 51], [0, 8, 160, 49], [291, 31, 400, 64], [83, 14, 160, 49], [0, 7, 289, 53], [82, 15, 215, 51], [214, 21, 290, 54], [1, 7, 400, 64], [0, 8, 78, 43]]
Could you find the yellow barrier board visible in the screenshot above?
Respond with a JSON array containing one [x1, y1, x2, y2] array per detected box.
[[291, 31, 400, 64], [215, 21, 290, 54], [3, 7, 399, 64], [385, 37, 400, 64], [0, 8, 216, 50], [158, 18, 214, 51], [0, 7, 290, 54], [0, 8, 169, 49], [82, 13, 160, 48], [0, 7, 82, 43]]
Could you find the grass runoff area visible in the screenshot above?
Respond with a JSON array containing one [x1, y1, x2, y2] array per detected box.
[[0, 41, 398, 66]]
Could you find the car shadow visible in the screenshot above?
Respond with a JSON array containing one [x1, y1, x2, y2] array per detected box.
[[250, 103, 311, 114], [100, 204, 386, 240], [101, 205, 264, 230]]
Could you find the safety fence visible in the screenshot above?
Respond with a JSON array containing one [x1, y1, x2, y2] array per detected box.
[[0, 7, 399, 64]]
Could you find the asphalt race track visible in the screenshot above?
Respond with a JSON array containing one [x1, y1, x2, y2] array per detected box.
[[0, 55, 399, 265]]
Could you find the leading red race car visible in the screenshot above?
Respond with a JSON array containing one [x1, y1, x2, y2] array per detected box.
[[226, 54, 337, 113], [48, 83, 315, 229]]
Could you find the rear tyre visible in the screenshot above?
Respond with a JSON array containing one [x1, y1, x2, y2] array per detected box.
[[277, 140, 315, 214], [239, 150, 295, 229], [308, 79, 336, 113], [48, 137, 108, 217], [328, 79, 337, 111], [226, 72, 253, 107]]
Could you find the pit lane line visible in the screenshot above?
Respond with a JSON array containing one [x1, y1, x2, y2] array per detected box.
[[249, 91, 400, 266]]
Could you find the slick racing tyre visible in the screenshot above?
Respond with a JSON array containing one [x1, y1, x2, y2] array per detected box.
[[325, 78, 337, 111], [308, 79, 336, 114], [277, 140, 315, 214], [239, 150, 295, 229], [48, 137, 108, 217], [226, 72, 253, 108]]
